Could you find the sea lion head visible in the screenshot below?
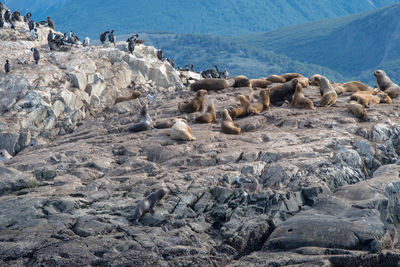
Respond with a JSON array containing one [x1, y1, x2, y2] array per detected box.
[[374, 70, 384, 78], [196, 89, 207, 97], [222, 109, 232, 121]]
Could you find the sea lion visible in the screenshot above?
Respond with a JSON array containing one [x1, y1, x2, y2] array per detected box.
[[190, 78, 234, 91], [115, 91, 142, 104], [347, 101, 368, 121], [350, 92, 392, 107], [221, 109, 241, 134], [374, 70, 400, 98], [130, 188, 168, 223], [296, 76, 310, 88], [195, 103, 216, 123], [281, 73, 303, 81], [342, 81, 373, 93], [154, 119, 175, 129], [238, 95, 259, 115], [47, 16, 55, 29], [331, 82, 345, 95], [178, 89, 207, 113], [269, 79, 298, 106], [229, 107, 246, 119], [31, 48, 40, 64], [250, 78, 272, 88], [292, 82, 315, 110], [231, 75, 250, 88], [170, 119, 196, 141], [127, 104, 152, 132], [267, 74, 286, 83], [311, 75, 337, 107], [252, 89, 270, 112]]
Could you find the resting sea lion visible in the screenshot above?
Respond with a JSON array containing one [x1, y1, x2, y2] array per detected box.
[[130, 188, 168, 223], [311, 75, 337, 107], [269, 79, 298, 106], [292, 82, 315, 110], [374, 70, 400, 98], [252, 89, 270, 112], [221, 109, 241, 134], [250, 79, 271, 88], [351, 92, 392, 107], [115, 91, 141, 104], [238, 95, 259, 115], [281, 73, 303, 81], [342, 81, 373, 93], [267, 74, 286, 83], [154, 119, 175, 129], [190, 78, 235, 91], [231, 75, 250, 87], [170, 119, 196, 141], [127, 104, 152, 132], [178, 89, 207, 113], [347, 101, 368, 121], [195, 103, 216, 123], [296, 76, 310, 88], [229, 107, 246, 119]]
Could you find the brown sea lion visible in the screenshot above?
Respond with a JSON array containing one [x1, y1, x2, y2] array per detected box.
[[281, 73, 303, 81], [250, 78, 272, 88], [190, 78, 235, 91], [154, 119, 175, 129], [374, 70, 400, 98], [347, 101, 368, 121], [253, 89, 270, 112], [127, 104, 152, 132], [115, 90, 142, 104], [178, 89, 207, 113], [292, 82, 315, 110], [221, 109, 241, 134], [342, 81, 373, 93], [238, 95, 259, 115], [311, 75, 337, 107], [269, 78, 298, 106], [229, 107, 246, 119], [351, 92, 392, 107], [195, 103, 216, 123], [231, 75, 250, 87], [296, 76, 310, 88], [267, 74, 286, 83], [331, 82, 345, 95], [170, 119, 196, 141], [130, 188, 168, 223]]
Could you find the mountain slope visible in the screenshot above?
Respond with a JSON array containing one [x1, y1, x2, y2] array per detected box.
[[237, 3, 400, 83], [4, 0, 400, 38]]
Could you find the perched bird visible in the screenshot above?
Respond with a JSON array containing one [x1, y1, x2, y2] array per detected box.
[[99, 31, 109, 44], [108, 30, 115, 45], [23, 12, 32, 22], [0, 17, 4, 28], [157, 49, 163, 61], [47, 16, 55, 29], [83, 37, 90, 46], [4, 60, 10, 74], [31, 48, 40, 64], [28, 19, 35, 31], [47, 30, 54, 42], [69, 31, 80, 44], [128, 40, 135, 54], [4, 10, 11, 22]]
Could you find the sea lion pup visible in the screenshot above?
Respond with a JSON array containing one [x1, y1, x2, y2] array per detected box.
[[374, 69, 400, 98], [252, 89, 270, 112], [292, 82, 315, 110], [347, 101, 369, 121], [130, 188, 168, 223], [231, 75, 250, 87], [269, 78, 298, 106], [350, 92, 392, 107], [178, 89, 207, 113], [221, 109, 241, 134], [47, 16, 55, 29], [331, 82, 345, 95], [312, 75, 337, 107], [115, 90, 142, 104], [237, 95, 259, 115], [128, 104, 152, 132], [250, 78, 271, 88], [170, 119, 196, 141], [267, 74, 286, 83], [190, 78, 235, 91], [195, 103, 216, 123], [342, 81, 373, 93]]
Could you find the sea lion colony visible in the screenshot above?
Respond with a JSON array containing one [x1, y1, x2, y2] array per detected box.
[[0, 3, 397, 223]]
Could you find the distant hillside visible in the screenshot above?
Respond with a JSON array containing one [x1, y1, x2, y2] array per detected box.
[[4, 0, 400, 38], [135, 32, 345, 81], [236, 3, 400, 84]]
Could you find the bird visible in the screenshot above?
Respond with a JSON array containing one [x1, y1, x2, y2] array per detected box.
[[157, 49, 163, 61], [28, 19, 35, 31], [108, 30, 115, 45], [100, 31, 109, 44], [47, 16, 55, 29], [4, 60, 10, 74], [128, 40, 135, 54], [31, 48, 40, 64], [83, 37, 90, 46]]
